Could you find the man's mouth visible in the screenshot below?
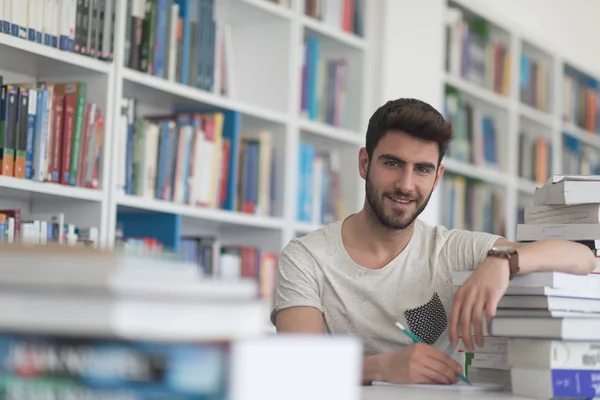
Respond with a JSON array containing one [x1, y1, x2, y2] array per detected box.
[[387, 196, 414, 204]]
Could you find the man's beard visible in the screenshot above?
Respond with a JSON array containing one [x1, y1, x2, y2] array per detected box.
[[364, 171, 433, 231]]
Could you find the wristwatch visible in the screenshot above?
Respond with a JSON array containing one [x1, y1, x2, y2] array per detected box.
[[487, 246, 520, 280]]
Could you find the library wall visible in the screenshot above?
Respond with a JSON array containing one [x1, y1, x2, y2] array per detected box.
[[456, 0, 600, 74]]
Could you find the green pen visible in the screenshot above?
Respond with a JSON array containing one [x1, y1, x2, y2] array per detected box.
[[395, 322, 471, 385]]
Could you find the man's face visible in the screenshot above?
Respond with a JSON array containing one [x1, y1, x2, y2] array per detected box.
[[361, 131, 444, 230]]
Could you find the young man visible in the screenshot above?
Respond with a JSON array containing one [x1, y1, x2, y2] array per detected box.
[[271, 98, 596, 385]]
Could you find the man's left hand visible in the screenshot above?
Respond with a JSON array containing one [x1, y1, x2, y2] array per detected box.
[[448, 257, 510, 351]]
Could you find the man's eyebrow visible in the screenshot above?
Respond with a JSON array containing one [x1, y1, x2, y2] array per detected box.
[[378, 154, 436, 170]]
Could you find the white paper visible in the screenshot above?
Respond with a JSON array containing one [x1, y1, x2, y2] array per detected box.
[[372, 381, 504, 391]]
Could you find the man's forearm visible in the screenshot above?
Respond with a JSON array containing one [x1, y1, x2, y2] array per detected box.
[[517, 239, 596, 275], [362, 353, 387, 385]]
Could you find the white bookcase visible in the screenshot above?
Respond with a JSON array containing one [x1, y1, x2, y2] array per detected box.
[[0, 0, 375, 253], [378, 0, 600, 241]]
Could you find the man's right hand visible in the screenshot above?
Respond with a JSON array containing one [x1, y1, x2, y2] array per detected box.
[[377, 343, 464, 385]]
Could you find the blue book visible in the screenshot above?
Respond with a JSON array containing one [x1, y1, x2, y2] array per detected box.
[[174, 0, 191, 85], [154, 0, 168, 78]]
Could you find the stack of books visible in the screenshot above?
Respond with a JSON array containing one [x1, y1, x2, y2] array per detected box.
[[453, 270, 600, 395], [0, 243, 363, 399], [455, 174, 600, 398]]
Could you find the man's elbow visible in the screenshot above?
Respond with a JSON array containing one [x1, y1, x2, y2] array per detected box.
[[582, 248, 597, 274], [574, 243, 597, 275], [274, 306, 326, 334]]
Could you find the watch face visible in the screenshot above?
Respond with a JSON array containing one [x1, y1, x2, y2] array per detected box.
[[492, 246, 516, 254]]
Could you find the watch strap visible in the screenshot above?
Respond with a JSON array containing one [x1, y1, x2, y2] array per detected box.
[[487, 248, 520, 280]]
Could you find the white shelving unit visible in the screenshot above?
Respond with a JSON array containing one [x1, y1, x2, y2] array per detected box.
[[0, 0, 374, 253], [378, 0, 600, 241]]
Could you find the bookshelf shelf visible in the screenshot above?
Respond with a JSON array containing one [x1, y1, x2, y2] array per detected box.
[[228, 0, 295, 22], [519, 103, 554, 129], [563, 123, 600, 149], [444, 73, 510, 111], [443, 157, 510, 186], [300, 16, 366, 50], [298, 119, 363, 145], [0, 177, 104, 202], [117, 195, 286, 231], [0, 35, 112, 76], [121, 68, 289, 124]]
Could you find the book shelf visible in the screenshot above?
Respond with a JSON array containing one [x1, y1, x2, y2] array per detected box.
[[380, 0, 600, 242], [0, 0, 372, 271]]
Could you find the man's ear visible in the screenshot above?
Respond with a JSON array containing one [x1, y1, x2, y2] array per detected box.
[[358, 147, 369, 179]]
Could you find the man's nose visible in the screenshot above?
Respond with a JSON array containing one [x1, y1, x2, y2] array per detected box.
[[394, 167, 415, 194]]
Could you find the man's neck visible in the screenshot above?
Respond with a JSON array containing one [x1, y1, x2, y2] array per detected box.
[[341, 210, 415, 270]]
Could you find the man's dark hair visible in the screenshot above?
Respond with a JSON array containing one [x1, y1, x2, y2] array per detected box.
[[365, 98, 454, 166]]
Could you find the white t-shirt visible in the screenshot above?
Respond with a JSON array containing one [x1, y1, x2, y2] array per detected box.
[[271, 218, 503, 357]]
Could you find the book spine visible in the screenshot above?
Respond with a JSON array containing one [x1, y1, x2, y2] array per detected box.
[[69, 82, 86, 185], [49, 94, 64, 183], [24, 89, 37, 180], [28, 0, 36, 41], [33, 90, 48, 182], [13, 88, 28, 178], [2, 87, 18, 177], [60, 89, 76, 185]]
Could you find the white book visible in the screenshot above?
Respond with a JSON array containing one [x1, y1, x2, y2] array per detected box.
[[0, 289, 268, 341], [12, 0, 26, 38], [490, 317, 600, 341], [508, 339, 600, 370], [454, 270, 600, 292], [524, 203, 600, 224], [141, 122, 159, 199], [167, 2, 179, 82], [4, 0, 11, 36], [58, 0, 76, 51], [34, 0, 44, 43], [533, 174, 600, 206], [498, 295, 600, 313], [32, 89, 47, 182], [27, 0, 36, 41], [516, 223, 600, 241]]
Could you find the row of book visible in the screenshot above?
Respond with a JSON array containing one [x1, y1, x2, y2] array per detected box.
[[0, 209, 98, 246], [297, 141, 343, 225], [563, 65, 600, 134], [520, 53, 550, 112], [180, 236, 278, 299], [304, 0, 365, 37], [300, 34, 348, 127], [518, 131, 551, 185], [443, 88, 499, 167], [0, 78, 104, 188], [440, 174, 506, 237], [445, 6, 511, 96], [0, 0, 115, 61], [114, 230, 278, 300], [119, 98, 276, 217], [125, 0, 233, 96], [563, 133, 600, 176], [457, 174, 600, 398]]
